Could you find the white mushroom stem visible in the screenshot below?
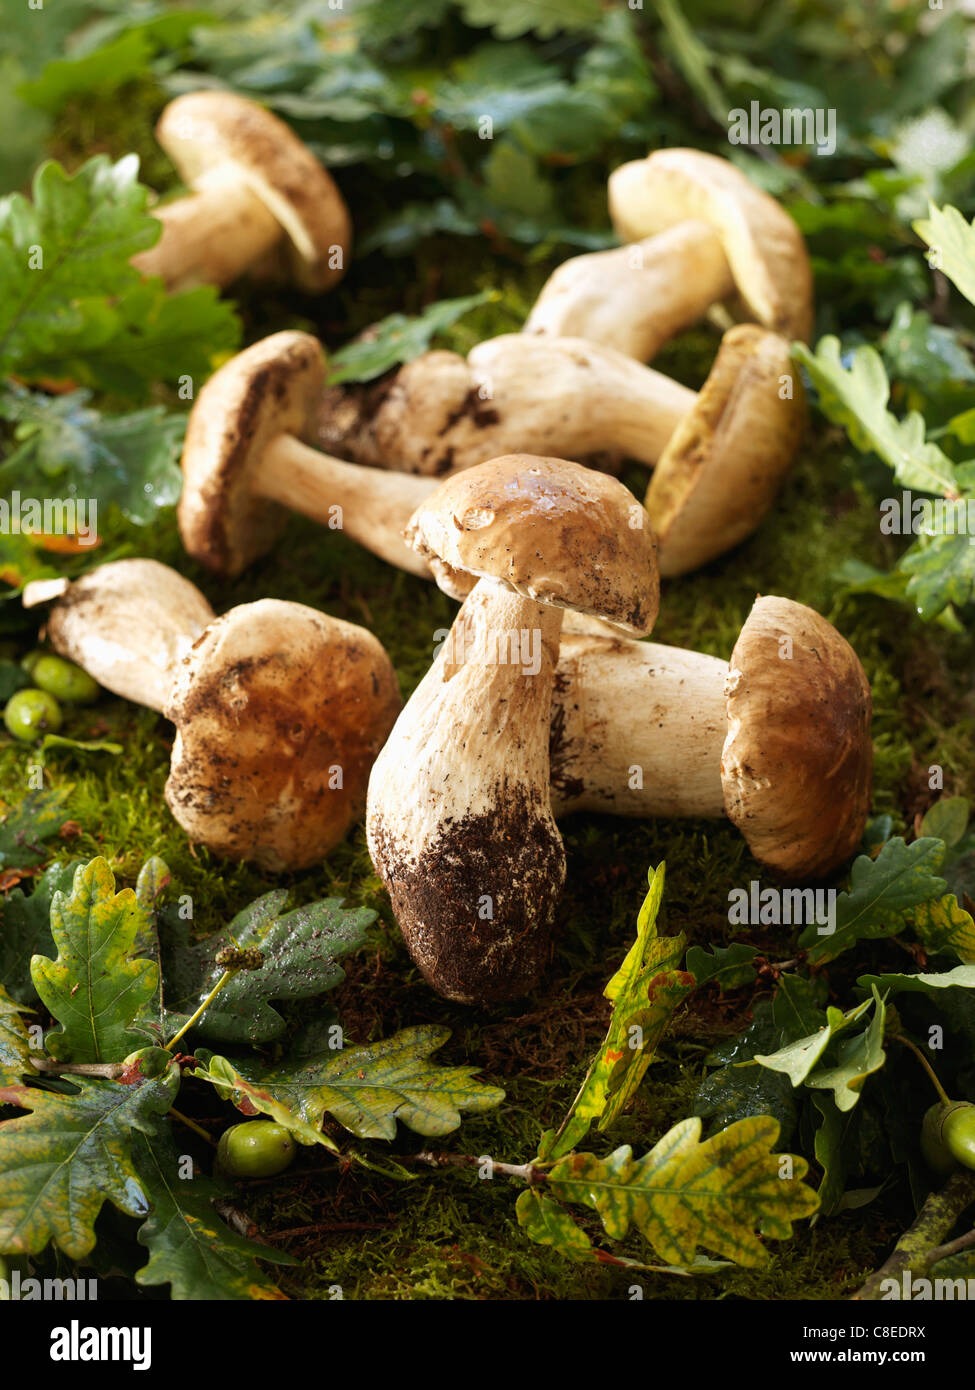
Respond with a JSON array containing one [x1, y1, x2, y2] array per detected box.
[[551, 633, 728, 818], [366, 577, 566, 1003], [258, 433, 438, 575], [523, 222, 735, 361], [322, 336, 697, 475], [22, 560, 215, 713], [131, 168, 283, 291]]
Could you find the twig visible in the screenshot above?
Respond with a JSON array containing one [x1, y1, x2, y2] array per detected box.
[[274, 1221, 392, 1238], [888, 1033, 951, 1105], [852, 1169, 975, 1300], [925, 1226, 975, 1267], [30, 1058, 125, 1078], [213, 1200, 276, 1247], [411, 1150, 540, 1182], [169, 1106, 217, 1147]]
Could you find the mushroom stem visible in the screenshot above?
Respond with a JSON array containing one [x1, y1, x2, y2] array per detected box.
[[551, 633, 728, 818], [24, 560, 215, 713], [132, 170, 282, 291], [367, 577, 566, 1003], [523, 222, 735, 361], [320, 336, 697, 475], [258, 433, 437, 575]]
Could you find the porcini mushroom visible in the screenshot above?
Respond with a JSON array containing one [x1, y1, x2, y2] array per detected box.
[[23, 559, 400, 871], [179, 330, 443, 578], [366, 453, 659, 1004], [549, 595, 872, 881], [317, 324, 802, 576], [609, 152, 812, 341], [316, 333, 695, 474], [131, 92, 351, 293], [646, 323, 803, 576]]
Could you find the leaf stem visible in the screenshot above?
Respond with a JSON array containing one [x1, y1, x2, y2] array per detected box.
[[169, 1106, 217, 1147], [165, 969, 236, 1051], [888, 1033, 951, 1105]]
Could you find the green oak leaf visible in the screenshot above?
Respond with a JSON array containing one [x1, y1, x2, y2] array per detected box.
[[515, 1189, 592, 1259], [753, 998, 873, 1087], [0, 1049, 178, 1259], [548, 1116, 819, 1269], [919, 797, 971, 847], [686, 943, 758, 990], [0, 860, 77, 1004], [811, 1092, 859, 1219], [914, 203, 975, 308], [0, 155, 159, 376], [160, 889, 373, 1045], [693, 1057, 798, 1145], [793, 337, 959, 496], [801, 837, 948, 964], [898, 530, 975, 622], [132, 1125, 294, 1301], [803, 990, 888, 1112], [0, 786, 71, 872], [30, 857, 159, 1063], [222, 1025, 504, 1140], [549, 864, 693, 1160], [857, 964, 975, 995], [0, 986, 34, 1086], [327, 290, 496, 383], [0, 386, 184, 525], [458, 0, 602, 39]]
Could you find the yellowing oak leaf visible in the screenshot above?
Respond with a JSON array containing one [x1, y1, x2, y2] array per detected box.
[[30, 857, 159, 1063], [548, 1115, 819, 1268], [913, 894, 975, 963]]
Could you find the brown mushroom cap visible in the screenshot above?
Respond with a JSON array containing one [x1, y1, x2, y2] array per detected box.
[[164, 599, 401, 871], [405, 453, 659, 636], [156, 92, 351, 292], [646, 325, 804, 576], [609, 148, 813, 343], [179, 330, 324, 576], [722, 596, 873, 880]]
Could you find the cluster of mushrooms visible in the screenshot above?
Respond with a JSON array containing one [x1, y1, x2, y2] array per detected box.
[[22, 93, 873, 1006]]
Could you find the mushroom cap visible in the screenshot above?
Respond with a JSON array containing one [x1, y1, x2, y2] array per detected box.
[[646, 325, 804, 576], [179, 330, 324, 577], [164, 599, 401, 872], [722, 596, 873, 881], [405, 453, 659, 636], [28, 558, 215, 713], [156, 92, 351, 292], [608, 149, 813, 342]]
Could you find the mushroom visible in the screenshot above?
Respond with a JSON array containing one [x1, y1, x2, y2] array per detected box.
[[646, 323, 803, 576], [23, 559, 400, 871], [316, 333, 695, 475], [130, 92, 351, 293], [317, 324, 802, 576], [179, 330, 444, 578], [549, 595, 872, 881], [366, 453, 659, 1004], [522, 147, 813, 359]]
